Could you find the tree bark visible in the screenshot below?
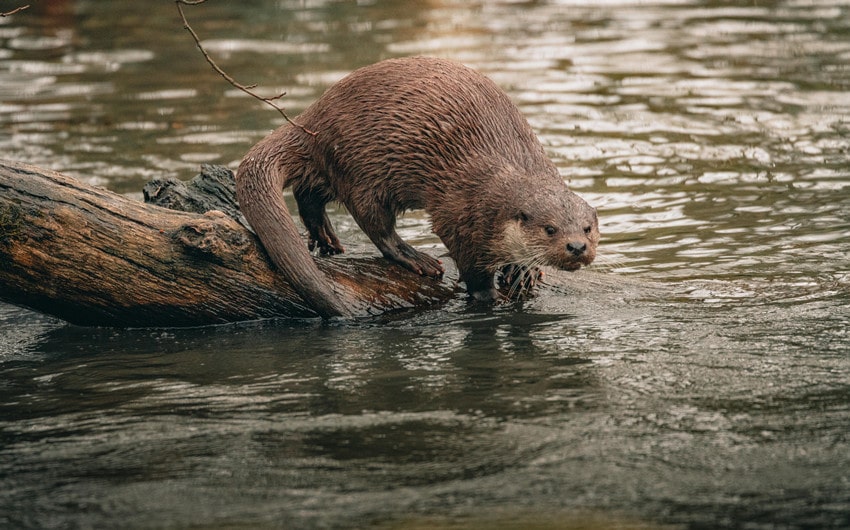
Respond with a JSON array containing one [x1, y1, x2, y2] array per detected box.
[[0, 160, 455, 327]]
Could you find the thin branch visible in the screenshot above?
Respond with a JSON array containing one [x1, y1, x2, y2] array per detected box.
[[0, 4, 29, 17], [175, 0, 316, 136]]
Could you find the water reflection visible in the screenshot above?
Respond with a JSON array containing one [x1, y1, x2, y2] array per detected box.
[[2, 279, 847, 527], [1, 1, 850, 528]]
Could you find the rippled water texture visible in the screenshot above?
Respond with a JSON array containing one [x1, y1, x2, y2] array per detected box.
[[1, 1, 849, 528]]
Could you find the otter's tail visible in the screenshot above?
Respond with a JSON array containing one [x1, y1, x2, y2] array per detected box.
[[235, 149, 350, 319]]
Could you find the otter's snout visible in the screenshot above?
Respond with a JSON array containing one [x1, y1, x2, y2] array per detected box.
[[567, 241, 587, 257]]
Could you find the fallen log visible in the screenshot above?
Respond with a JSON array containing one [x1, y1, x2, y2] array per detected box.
[[0, 160, 455, 327]]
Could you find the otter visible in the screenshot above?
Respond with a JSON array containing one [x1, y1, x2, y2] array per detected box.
[[236, 56, 599, 318]]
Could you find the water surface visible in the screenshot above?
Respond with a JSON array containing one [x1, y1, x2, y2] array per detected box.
[[1, 1, 849, 528]]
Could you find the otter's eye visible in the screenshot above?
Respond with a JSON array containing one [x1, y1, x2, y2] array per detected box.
[[583, 225, 592, 235], [545, 226, 557, 236]]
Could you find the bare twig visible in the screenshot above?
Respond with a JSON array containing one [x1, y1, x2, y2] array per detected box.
[[0, 4, 29, 17], [175, 0, 316, 136]]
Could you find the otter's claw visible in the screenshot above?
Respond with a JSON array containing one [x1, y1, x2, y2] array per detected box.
[[498, 264, 543, 297], [308, 235, 345, 256], [381, 241, 444, 278], [398, 249, 444, 278], [305, 218, 345, 256]]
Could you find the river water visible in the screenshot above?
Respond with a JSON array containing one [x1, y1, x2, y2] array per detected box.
[[1, 1, 849, 528]]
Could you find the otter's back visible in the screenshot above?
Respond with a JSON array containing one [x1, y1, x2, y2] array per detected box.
[[298, 57, 554, 206]]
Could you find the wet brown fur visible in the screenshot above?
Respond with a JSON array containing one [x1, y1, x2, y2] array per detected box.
[[236, 56, 599, 317]]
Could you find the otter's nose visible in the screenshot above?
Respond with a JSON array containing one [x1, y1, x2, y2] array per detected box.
[[567, 241, 587, 257]]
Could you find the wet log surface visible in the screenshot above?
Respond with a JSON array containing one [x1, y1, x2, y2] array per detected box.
[[0, 160, 455, 327]]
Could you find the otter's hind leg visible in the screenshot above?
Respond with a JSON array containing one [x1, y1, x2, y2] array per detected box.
[[351, 205, 444, 278], [295, 190, 345, 256]]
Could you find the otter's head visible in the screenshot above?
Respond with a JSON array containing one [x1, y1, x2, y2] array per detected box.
[[493, 182, 599, 273]]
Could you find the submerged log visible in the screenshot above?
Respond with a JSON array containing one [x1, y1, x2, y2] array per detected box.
[[0, 160, 455, 327]]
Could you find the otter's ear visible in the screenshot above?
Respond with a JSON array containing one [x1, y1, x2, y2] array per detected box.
[[517, 211, 529, 222]]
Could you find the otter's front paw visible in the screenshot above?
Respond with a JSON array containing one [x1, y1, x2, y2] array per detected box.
[[400, 248, 444, 278], [498, 264, 543, 297], [377, 238, 444, 278]]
